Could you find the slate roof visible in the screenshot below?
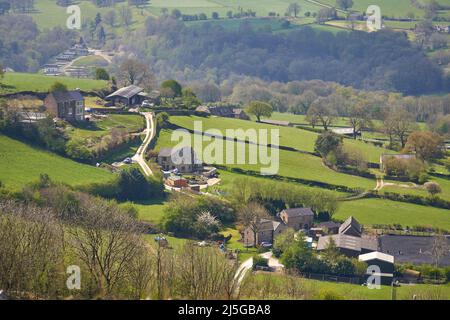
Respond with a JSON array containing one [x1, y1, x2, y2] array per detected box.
[[158, 147, 201, 165], [317, 234, 377, 252], [196, 105, 243, 117], [318, 221, 341, 229], [50, 90, 83, 102], [281, 208, 314, 218], [106, 85, 143, 99], [259, 219, 283, 232], [339, 216, 362, 236], [379, 235, 450, 267]]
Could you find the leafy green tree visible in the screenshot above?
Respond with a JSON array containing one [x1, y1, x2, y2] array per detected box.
[[171, 9, 181, 19], [280, 233, 323, 273], [336, 0, 353, 10], [0, 62, 4, 83], [161, 79, 182, 97], [155, 112, 170, 129], [314, 131, 342, 157], [287, 3, 300, 17], [273, 228, 297, 256], [95, 68, 110, 80], [245, 101, 273, 122], [181, 87, 201, 108], [49, 82, 68, 93], [65, 139, 93, 162], [117, 166, 163, 201]]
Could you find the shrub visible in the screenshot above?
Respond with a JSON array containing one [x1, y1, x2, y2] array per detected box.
[[315, 289, 342, 300], [253, 255, 269, 269]]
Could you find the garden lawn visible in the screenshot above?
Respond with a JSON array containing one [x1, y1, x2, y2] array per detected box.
[[0, 134, 113, 190], [220, 227, 258, 262], [67, 114, 145, 139], [335, 198, 450, 230]]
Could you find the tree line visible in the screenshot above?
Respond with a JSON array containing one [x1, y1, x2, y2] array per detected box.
[[115, 16, 446, 95]]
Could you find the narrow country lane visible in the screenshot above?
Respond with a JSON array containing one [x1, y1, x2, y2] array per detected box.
[[132, 112, 155, 176]]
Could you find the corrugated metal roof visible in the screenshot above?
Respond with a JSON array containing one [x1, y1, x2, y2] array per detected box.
[[106, 85, 143, 99]]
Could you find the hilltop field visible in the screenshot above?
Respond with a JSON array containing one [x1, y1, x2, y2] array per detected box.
[[0, 73, 108, 94], [146, 114, 450, 230], [21, 0, 450, 32]]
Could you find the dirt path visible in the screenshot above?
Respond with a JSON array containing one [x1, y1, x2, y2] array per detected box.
[[132, 112, 155, 176], [375, 177, 419, 192]]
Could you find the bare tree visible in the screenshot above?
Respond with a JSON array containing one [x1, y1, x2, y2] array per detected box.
[[238, 202, 270, 248], [67, 198, 143, 297], [432, 234, 449, 268], [307, 97, 336, 131], [119, 6, 133, 28], [175, 243, 240, 299], [0, 200, 64, 299], [118, 58, 156, 91]]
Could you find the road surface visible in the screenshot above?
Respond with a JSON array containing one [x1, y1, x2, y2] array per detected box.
[[132, 112, 155, 176]]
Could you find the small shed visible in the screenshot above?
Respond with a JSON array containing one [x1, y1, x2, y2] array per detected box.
[[358, 251, 395, 285]]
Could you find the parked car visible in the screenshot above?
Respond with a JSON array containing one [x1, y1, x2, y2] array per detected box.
[[260, 242, 272, 248], [141, 100, 153, 107], [123, 157, 132, 164]]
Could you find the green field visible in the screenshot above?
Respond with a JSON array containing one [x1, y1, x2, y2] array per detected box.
[[155, 126, 376, 190], [24, 0, 323, 32], [148, 0, 323, 18], [169, 115, 392, 163], [128, 198, 168, 224], [185, 17, 309, 32], [0, 134, 113, 190], [243, 273, 450, 300], [335, 198, 450, 230], [72, 55, 109, 68], [0, 72, 108, 94], [317, 0, 427, 18], [29, 0, 154, 32]]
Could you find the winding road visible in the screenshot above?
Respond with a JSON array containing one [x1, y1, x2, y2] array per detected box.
[[132, 112, 155, 176]]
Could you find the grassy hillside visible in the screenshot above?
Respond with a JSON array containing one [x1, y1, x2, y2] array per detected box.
[[155, 125, 376, 190], [318, 0, 426, 18], [24, 0, 322, 31], [0, 134, 113, 190], [335, 198, 450, 230], [243, 273, 450, 300], [0, 73, 108, 94], [169, 115, 393, 163]]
